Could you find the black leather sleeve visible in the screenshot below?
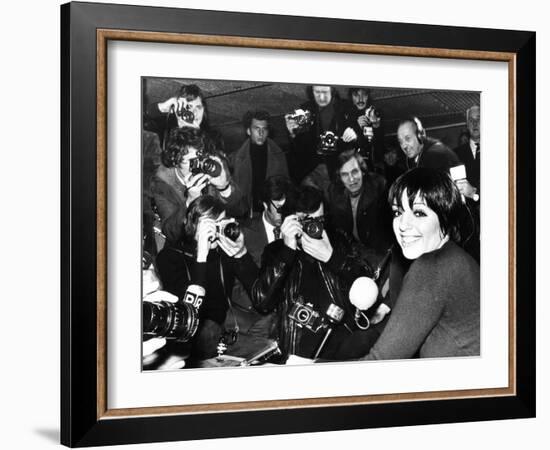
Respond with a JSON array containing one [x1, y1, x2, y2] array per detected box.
[[251, 242, 297, 314]]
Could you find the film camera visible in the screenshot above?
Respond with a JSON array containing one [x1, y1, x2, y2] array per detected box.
[[173, 100, 195, 124], [362, 106, 381, 142], [216, 219, 241, 242], [288, 298, 326, 333], [287, 108, 313, 133], [143, 299, 200, 343], [189, 154, 222, 177], [317, 131, 339, 155], [299, 216, 324, 239]]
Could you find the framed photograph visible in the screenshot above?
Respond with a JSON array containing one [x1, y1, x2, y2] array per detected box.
[[61, 1, 535, 447]]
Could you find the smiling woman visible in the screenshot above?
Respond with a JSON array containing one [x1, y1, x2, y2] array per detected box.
[[362, 167, 480, 360]]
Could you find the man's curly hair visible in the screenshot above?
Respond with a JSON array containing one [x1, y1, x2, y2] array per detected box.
[[161, 127, 205, 168]]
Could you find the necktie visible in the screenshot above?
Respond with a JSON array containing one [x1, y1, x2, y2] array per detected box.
[[475, 142, 480, 159], [273, 227, 281, 240]]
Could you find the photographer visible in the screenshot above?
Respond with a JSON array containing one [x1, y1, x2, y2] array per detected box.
[[343, 87, 386, 173], [151, 127, 247, 245], [155, 195, 261, 361], [143, 83, 224, 152], [251, 186, 383, 361], [284, 85, 351, 191]]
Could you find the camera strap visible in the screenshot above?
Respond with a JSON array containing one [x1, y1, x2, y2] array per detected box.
[[218, 257, 240, 337], [317, 261, 353, 334]]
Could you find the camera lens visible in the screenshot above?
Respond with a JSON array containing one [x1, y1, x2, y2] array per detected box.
[[223, 221, 241, 241], [202, 158, 222, 177], [303, 219, 323, 239], [143, 301, 199, 343], [179, 109, 195, 123]]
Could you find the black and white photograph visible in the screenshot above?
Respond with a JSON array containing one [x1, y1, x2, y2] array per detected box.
[[141, 77, 481, 370]]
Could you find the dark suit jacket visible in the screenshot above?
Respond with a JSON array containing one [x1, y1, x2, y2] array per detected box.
[[231, 214, 270, 311], [454, 142, 480, 191], [410, 138, 461, 173]]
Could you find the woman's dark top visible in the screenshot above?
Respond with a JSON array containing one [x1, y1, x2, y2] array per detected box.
[[364, 240, 480, 360]]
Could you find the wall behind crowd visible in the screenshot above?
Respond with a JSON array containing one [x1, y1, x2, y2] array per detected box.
[[143, 77, 479, 155]]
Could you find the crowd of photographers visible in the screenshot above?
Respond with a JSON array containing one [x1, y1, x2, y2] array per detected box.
[[142, 83, 481, 369]]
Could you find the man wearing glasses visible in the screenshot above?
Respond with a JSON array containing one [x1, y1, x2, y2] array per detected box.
[[252, 185, 380, 362]]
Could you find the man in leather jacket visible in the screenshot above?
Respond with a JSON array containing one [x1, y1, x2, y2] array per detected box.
[[251, 186, 383, 362]]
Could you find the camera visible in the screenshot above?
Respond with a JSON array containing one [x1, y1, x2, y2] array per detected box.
[[143, 300, 200, 343], [189, 155, 222, 177], [287, 109, 312, 133], [362, 106, 381, 142], [299, 216, 324, 239], [317, 131, 339, 155], [216, 219, 241, 241], [288, 298, 326, 333], [174, 100, 195, 124]]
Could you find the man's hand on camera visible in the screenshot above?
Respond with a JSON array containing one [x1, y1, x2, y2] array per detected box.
[[142, 290, 179, 359], [218, 230, 247, 259], [301, 230, 333, 263], [341, 127, 358, 143], [157, 96, 179, 114], [281, 215, 301, 250], [196, 218, 216, 262], [184, 172, 209, 205], [175, 97, 200, 129], [357, 115, 370, 128], [207, 156, 232, 197], [284, 114, 299, 138]]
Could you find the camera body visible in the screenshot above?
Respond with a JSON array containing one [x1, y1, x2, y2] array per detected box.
[[143, 299, 200, 343], [216, 219, 241, 241], [299, 216, 324, 239], [288, 297, 326, 333], [177, 107, 195, 124], [362, 106, 381, 142], [288, 109, 313, 133], [317, 130, 339, 155], [189, 155, 222, 177]]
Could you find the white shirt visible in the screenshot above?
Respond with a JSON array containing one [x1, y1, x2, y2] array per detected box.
[[469, 139, 480, 160]]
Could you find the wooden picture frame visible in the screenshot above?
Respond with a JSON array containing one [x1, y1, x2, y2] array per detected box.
[[61, 1, 535, 446]]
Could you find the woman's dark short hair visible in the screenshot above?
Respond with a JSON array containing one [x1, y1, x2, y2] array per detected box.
[[183, 195, 225, 244], [161, 127, 205, 168], [388, 167, 463, 242]]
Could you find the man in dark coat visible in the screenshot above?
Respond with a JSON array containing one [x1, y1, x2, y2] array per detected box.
[[229, 110, 289, 217], [327, 150, 393, 268], [396, 117, 461, 173]]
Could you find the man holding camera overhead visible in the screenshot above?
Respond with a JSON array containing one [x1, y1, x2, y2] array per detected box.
[[251, 186, 383, 362], [285, 85, 357, 193], [150, 127, 247, 246]]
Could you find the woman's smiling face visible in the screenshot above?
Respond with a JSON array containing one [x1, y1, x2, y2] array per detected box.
[[392, 190, 448, 260]]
